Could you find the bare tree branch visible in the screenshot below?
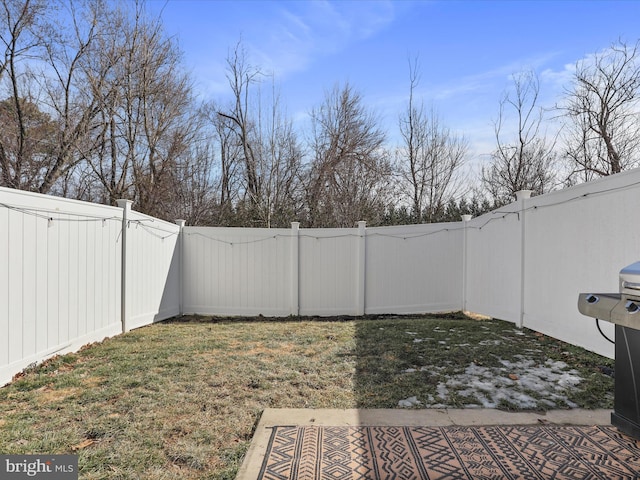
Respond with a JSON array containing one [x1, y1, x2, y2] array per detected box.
[[483, 70, 557, 203], [562, 39, 640, 180]]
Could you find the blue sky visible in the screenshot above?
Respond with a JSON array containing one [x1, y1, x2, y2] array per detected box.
[[145, 0, 640, 170]]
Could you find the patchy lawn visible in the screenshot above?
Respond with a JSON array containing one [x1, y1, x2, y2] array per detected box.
[[0, 314, 614, 479]]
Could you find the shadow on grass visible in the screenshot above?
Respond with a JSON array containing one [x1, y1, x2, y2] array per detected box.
[[352, 312, 614, 411], [170, 311, 614, 411], [0, 312, 614, 479]]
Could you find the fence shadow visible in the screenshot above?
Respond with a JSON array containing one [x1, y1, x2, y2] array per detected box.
[[352, 313, 468, 409]]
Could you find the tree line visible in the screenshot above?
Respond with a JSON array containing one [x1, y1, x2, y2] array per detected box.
[[1, 0, 639, 227]]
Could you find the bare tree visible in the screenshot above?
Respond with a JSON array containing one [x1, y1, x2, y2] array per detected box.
[[0, 0, 51, 189], [254, 80, 304, 227], [482, 70, 556, 203], [80, 0, 132, 204], [213, 42, 304, 227], [160, 139, 217, 226], [76, 0, 198, 218], [397, 57, 467, 223], [0, 0, 123, 195], [129, 19, 195, 217], [306, 82, 392, 227], [37, 0, 108, 195], [199, 101, 243, 224], [562, 39, 640, 180], [0, 0, 129, 197], [0, 0, 209, 222], [217, 42, 262, 210]]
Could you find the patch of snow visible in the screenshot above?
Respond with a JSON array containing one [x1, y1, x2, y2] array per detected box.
[[419, 359, 586, 410], [540, 399, 557, 408], [436, 383, 449, 400], [398, 396, 422, 408], [413, 339, 423, 343], [406, 331, 418, 335]]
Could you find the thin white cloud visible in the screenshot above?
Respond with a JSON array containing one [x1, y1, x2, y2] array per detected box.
[[428, 51, 564, 102], [540, 63, 575, 90], [247, 1, 397, 79]]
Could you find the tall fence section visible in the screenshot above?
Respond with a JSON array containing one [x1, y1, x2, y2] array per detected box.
[[5, 168, 640, 384], [0, 189, 180, 385]]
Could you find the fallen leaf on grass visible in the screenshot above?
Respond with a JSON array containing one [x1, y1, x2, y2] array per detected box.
[[72, 439, 95, 451], [508, 374, 519, 381]]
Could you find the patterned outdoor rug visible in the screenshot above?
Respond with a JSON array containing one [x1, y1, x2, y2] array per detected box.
[[258, 425, 640, 479]]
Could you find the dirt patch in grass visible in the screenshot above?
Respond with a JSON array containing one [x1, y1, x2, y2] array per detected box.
[[0, 314, 613, 479], [35, 386, 82, 404]]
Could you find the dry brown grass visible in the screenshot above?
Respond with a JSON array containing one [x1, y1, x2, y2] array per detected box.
[[0, 314, 613, 479]]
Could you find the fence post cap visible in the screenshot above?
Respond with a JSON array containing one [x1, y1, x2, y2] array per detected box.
[[515, 190, 533, 201], [115, 199, 133, 209], [461, 214, 473, 222]]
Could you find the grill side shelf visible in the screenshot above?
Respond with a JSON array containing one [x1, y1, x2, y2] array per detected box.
[[577, 293, 621, 323]]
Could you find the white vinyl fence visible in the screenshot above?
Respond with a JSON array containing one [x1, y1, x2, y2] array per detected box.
[[123, 202, 181, 330], [365, 223, 464, 315], [181, 221, 465, 318], [4, 167, 640, 384], [465, 168, 640, 359], [182, 226, 295, 317], [0, 188, 180, 385]]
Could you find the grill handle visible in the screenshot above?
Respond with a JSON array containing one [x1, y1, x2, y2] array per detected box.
[[622, 281, 640, 291]]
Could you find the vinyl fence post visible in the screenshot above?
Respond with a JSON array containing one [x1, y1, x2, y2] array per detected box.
[[175, 219, 186, 316], [290, 222, 300, 316], [116, 199, 133, 333], [356, 221, 366, 316], [461, 215, 473, 313], [515, 190, 532, 329]]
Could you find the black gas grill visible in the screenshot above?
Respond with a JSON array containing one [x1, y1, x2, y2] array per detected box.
[[578, 261, 640, 439]]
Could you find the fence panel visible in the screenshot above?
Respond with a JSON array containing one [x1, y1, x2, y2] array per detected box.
[[521, 169, 640, 358], [125, 209, 181, 330], [464, 202, 522, 323], [0, 187, 122, 385], [298, 228, 361, 316], [365, 223, 464, 314], [182, 227, 293, 316]]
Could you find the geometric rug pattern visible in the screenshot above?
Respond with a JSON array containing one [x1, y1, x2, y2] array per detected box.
[[258, 425, 640, 479]]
